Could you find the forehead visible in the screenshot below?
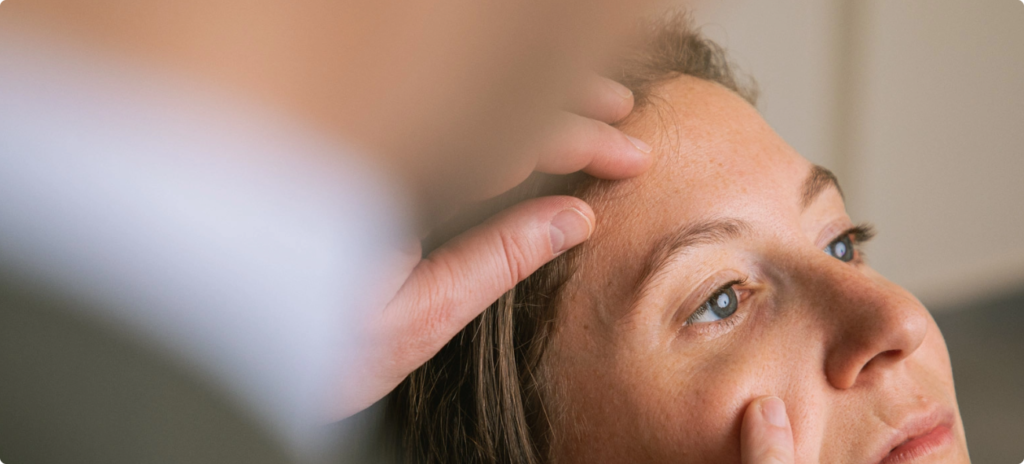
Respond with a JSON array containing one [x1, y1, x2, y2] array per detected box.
[[571, 76, 814, 310], [618, 76, 808, 218]]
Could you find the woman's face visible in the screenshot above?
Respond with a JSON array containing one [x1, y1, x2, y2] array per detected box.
[[543, 76, 969, 463]]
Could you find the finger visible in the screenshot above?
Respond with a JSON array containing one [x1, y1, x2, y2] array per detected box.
[[384, 195, 594, 367], [365, 237, 424, 311], [567, 74, 636, 124], [742, 396, 796, 464], [534, 112, 653, 180]]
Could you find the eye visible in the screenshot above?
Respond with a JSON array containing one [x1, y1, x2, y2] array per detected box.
[[824, 235, 854, 262], [822, 224, 876, 263], [686, 285, 739, 325]]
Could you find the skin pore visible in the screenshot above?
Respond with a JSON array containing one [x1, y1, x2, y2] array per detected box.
[[540, 76, 970, 463]]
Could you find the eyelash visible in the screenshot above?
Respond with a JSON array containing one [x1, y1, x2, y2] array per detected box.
[[684, 278, 747, 327], [838, 223, 876, 261], [682, 223, 878, 328], [847, 223, 876, 243]]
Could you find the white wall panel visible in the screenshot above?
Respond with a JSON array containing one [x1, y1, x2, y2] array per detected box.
[[689, 0, 1024, 309]]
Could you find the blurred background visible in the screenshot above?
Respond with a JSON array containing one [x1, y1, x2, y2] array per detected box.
[[690, 0, 1024, 461], [1, 1, 1020, 463]]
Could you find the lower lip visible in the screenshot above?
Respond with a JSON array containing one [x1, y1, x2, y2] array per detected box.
[[880, 425, 954, 464]]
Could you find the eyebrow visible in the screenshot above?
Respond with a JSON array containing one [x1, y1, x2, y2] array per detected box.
[[626, 218, 752, 316], [802, 165, 844, 209], [621, 165, 844, 319]]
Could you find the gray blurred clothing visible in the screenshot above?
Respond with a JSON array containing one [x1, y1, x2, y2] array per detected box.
[[0, 25, 409, 462]]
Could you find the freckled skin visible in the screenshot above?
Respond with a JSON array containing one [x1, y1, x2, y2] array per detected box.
[[543, 76, 970, 464]]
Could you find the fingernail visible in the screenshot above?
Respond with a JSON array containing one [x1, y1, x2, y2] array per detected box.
[[606, 79, 634, 99], [626, 134, 653, 154], [550, 208, 593, 255], [761, 396, 788, 428]]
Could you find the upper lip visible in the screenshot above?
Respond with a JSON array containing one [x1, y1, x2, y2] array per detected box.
[[869, 406, 955, 464]]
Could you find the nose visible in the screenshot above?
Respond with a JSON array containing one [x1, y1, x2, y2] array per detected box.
[[805, 258, 930, 390]]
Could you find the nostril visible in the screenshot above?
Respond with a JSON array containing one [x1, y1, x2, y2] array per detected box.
[[862, 348, 906, 373], [880, 349, 903, 359], [822, 280, 930, 390]]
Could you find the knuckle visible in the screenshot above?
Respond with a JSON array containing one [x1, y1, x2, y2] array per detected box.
[[385, 223, 545, 371], [383, 257, 458, 366], [497, 227, 535, 287], [415, 256, 460, 338]]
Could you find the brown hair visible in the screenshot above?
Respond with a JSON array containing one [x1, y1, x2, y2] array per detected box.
[[386, 12, 757, 464]]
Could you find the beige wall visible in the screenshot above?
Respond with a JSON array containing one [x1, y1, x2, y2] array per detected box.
[[691, 0, 1024, 309]]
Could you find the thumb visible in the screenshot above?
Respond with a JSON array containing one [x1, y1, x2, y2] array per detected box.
[[380, 195, 593, 374], [398, 195, 593, 332], [742, 396, 796, 464]]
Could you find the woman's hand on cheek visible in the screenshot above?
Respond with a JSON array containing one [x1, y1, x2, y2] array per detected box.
[[742, 396, 797, 464], [332, 74, 653, 421]]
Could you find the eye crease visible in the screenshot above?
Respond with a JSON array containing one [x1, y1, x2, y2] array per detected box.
[[824, 224, 876, 263]]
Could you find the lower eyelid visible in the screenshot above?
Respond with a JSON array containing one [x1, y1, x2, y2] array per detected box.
[[684, 286, 750, 326], [681, 303, 747, 337]]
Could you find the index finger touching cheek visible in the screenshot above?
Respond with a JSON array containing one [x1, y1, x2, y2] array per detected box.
[[742, 396, 796, 464]]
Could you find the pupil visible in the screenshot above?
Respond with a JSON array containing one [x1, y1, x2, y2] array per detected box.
[[834, 241, 847, 258], [710, 287, 738, 319]]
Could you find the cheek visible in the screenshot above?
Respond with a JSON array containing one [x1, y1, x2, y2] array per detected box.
[[611, 344, 820, 463], [642, 331, 835, 463], [666, 360, 768, 461], [546, 345, 757, 462], [919, 318, 956, 387], [913, 319, 961, 424], [547, 309, 832, 463], [673, 354, 815, 454]]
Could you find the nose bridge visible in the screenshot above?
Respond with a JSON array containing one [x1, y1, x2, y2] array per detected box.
[[792, 251, 929, 390]]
